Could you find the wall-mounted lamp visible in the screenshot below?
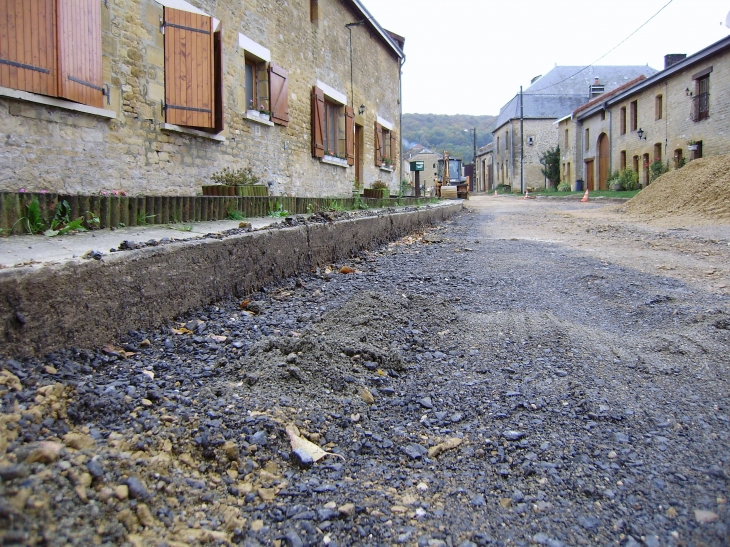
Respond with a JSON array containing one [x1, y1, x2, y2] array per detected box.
[[637, 128, 647, 140], [358, 104, 365, 116]]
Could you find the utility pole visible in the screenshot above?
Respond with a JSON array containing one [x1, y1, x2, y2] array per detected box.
[[472, 127, 477, 192], [520, 86, 524, 194]]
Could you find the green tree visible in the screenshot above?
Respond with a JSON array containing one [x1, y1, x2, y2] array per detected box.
[[539, 146, 561, 188]]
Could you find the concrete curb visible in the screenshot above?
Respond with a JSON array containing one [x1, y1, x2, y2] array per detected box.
[[0, 204, 462, 357]]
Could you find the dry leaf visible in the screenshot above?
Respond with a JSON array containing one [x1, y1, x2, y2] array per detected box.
[[101, 344, 136, 358], [171, 327, 193, 335], [239, 299, 251, 309], [285, 424, 344, 463], [339, 266, 356, 274], [427, 437, 463, 458]]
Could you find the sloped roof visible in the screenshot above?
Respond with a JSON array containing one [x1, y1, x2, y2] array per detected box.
[[348, 0, 404, 59], [526, 65, 657, 95], [574, 75, 646, 119], [493, 65, 658, 130]]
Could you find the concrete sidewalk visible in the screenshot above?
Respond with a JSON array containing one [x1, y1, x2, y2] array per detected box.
[[0, 201, 460, 269]]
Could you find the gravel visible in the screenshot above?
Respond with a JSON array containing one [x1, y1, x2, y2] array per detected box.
[[0, 198, 729, 546]]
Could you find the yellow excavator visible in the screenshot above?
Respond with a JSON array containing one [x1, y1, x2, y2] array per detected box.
[[436, 151, 469, 199]]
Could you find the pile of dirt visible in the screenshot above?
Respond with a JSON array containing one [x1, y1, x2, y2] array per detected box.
[[620, 154, 730, 225]]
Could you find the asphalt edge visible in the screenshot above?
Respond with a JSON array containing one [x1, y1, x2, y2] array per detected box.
[[0, 204, 463, 358]]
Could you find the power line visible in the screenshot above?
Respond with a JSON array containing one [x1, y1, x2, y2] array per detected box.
[[530, 0, 675, 93]]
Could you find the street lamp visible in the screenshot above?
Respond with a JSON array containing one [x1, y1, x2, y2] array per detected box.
[[464, 127, 477, 192]]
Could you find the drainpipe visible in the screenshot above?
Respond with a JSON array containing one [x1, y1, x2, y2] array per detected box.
[[399, 54, 406, 190], [664, 80, 669, 169], [605, 101, 612, 177]]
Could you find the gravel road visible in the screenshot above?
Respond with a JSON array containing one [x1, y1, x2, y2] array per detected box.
[[1, 196, 729, 547]]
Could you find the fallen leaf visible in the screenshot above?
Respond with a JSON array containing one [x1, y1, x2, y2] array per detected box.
[[428, 437, 463, 458], [339, 266, 356, 274], [360, 387, 375, 404], [101, 344, 136, 358], [285, 424, 344, 463], [239, 299, 251, 309], [171, 328, 193, 335]]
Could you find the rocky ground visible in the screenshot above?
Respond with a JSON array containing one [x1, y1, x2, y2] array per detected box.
[[1, 196, 729, 547]]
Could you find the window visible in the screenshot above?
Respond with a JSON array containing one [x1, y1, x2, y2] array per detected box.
[[240, 35, 288, 127], [620, 150, 626, 171], [497, 137, 500, 153], [632, 155, 639, 174], [311, 86, 353, 164], [375, 121, 397, 168], [564, 129, 569, 149], [655, 95, 663, 120], [620, 107, 627, 135], [654, 143, 662, 162], [674, 149, 683, 169], [0, 0, 105, 108], [600, 111, 606, 121], [506, 131, 509, 149], [585, 128, 590, 150], [164, 8, 223, 131], [629, 100, 638, 131], [245, 60, 257, 110], [310, 0, 319, 24], [692, 71, 710, 121]]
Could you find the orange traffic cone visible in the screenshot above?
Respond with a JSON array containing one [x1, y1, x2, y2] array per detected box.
[[581, 189, 589, 202], [524, 189, 529, 199], [494, 190, 498, 196]]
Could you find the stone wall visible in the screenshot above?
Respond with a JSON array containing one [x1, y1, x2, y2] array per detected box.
[[493, 119, 559, 190], [0, 0, 403, 197]]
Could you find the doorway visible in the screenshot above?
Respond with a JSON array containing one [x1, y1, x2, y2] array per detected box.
[[597, 133, 609, 190], [354, 125, 363, 188], [585, 159, 594, 191]]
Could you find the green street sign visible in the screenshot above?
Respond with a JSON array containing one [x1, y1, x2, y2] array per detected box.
[[410, 161, 424, 171]]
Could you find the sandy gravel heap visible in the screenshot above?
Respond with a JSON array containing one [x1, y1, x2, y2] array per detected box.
[[621, 154, 730, 223]]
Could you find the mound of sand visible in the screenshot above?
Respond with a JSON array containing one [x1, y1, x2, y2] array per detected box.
[[620, 154, 730, 224]]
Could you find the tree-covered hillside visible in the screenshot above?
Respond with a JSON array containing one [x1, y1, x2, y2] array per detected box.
[[402, 114, 497, 164]]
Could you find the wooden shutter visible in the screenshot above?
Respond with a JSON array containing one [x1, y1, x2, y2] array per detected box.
[[0, 0, 57, 97], [164, 7, 215, 129], [345, 106, 354, 166], [374, 122, 383, 166], [390, 130, 397, 163], [57, 0, 103, 107], [311, 86, 324, 158], [213, 28, 224, 133], [269, 64, 289, 126]]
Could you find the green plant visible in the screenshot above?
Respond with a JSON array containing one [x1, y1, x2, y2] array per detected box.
[[538, 146, 560, 187], [84, 211, 100, 230], [306, 203, 315, 214], [268, 202, 289, 218], [352, 180, 368, 210], [210, 166, 260, 186], [12, 197, 46, 234], [557, 181, 571, 192], [677, 157, 687, 168], [327, 199, 344, 212], [168, 222, 193, 232], [137, 210, 156, 225], [649, 160, 667, 183], [225, 207, 247, 221], [45, 218, 87, 237], [371, 180, 388, 190], [617, 168, 640, 191]]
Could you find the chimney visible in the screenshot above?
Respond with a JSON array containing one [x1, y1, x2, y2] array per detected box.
[[589, 77, 605, 98], [664, 54, 687, 69]]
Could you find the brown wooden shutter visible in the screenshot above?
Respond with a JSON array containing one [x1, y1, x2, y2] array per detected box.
[[390, 130, 397, 163], [0, 0, 57, 97], [164, 8, 215, 129], [269, 64, 289, 126], [311, 86, 325, 158], [374, 122, 383, 166], [57, 0, 103, 107], [345, 106, 355, 166]]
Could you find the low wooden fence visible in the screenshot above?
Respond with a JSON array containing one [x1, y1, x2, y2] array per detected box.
[[0, 192, 430, 234]]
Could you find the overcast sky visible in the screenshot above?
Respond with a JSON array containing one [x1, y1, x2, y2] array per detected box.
[[360, 0, 730, 115]]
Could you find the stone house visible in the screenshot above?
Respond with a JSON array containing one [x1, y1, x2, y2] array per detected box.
[[403, 145, 441, 196], [570, 35, 730, 190], [0, 0, 404, 197], [491, 65, 657, 192], [474, 143, 493, 192]]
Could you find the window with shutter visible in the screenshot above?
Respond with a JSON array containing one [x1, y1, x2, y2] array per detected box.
[[311, 86, 325, 158], [390, 131, 397, 165], [0, 0, 57, 97], [57, 0, 103, 108], [374, 122, 383, 166], [269, 64, 289, 126], [164, 7, 221, 130], [345, 106, 355, 165]]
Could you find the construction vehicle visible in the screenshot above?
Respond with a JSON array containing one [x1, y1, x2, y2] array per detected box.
[[436, 152, 469, 199]]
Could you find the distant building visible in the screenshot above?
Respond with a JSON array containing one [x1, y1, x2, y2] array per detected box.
[[492, 65, 658, 191], [403, 145, 442, 196], [475, 143, 493, 192]]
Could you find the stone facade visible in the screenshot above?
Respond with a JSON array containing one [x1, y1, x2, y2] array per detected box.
[[403, 146, 441, 196], [569, 37, 730, 189], [0, 0, 404, 197], [474, 143, 493, 192], [556, 116, 579, 190]]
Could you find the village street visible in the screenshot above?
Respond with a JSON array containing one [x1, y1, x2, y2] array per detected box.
[[1, 196, 729, 547]]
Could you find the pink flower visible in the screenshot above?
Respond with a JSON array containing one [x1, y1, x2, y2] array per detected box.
[[120, 191, 127, 196], [18, 188, 26, 193], [112, 190, 119, 195], [40, 189, 48, 194]]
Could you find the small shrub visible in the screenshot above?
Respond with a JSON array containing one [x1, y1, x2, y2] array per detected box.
[[211, 166, 259, 186], [13, 197, 46, 234], [557, 181, 571, 192], [371, 180, 388, 190], [618, 168, 640, 191], [225, 208, 246, 221], [649, 160, 667, 183]]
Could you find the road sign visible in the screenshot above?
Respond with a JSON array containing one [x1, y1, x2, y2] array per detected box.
[[410, 161, 424, 171]]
